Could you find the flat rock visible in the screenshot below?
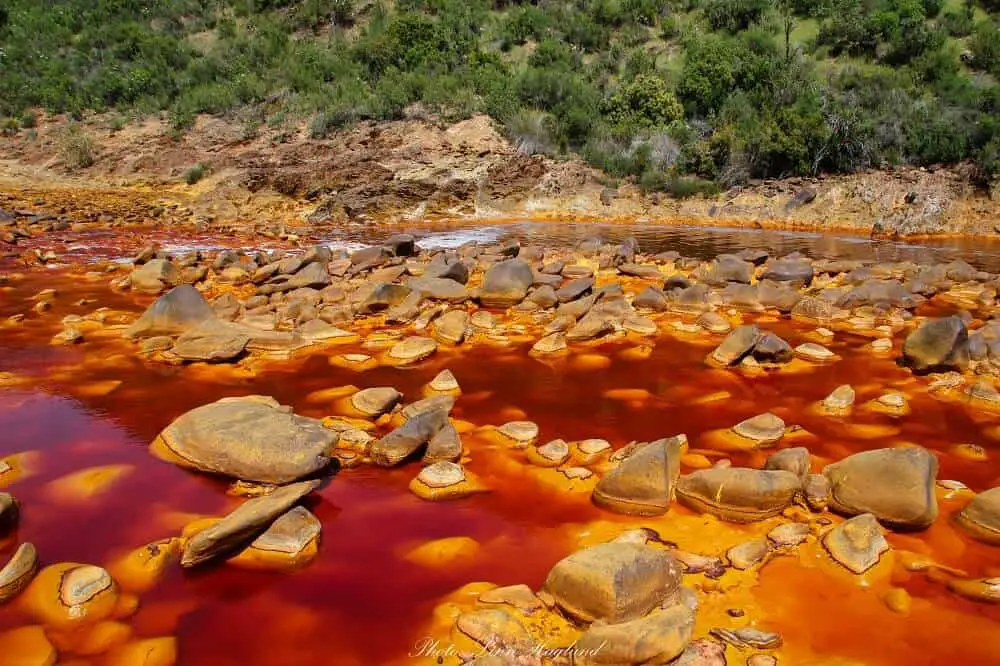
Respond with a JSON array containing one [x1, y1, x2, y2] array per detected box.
[[151, 396, 335, 484], [182, 480, 320, 567], [767, 522, 811, 547], [795, 343, 834, 362], [955, 487, 1000, 545], [406, 276, 469, 302], [497, 421, 539, 445], [823, 513, 889, 574], [732, 413, 785, 444], [424, 423, 463, 464], [246, 506, 321, 562], [532, 332, 567, 354], [726, 539, 771, 569], [350, 387, 402, 417], [433, 310, 469, 345], [387, 336, 437, 363], [676, 468, 801, 523], [592, 437, 684, 516], [822, 384, 856, 411], [455, 609, 535, 653], [575, 603, 695, 666], [371, 406, 450, 466], [823, 447, 938, 529], [417, 461, 465, 488], [428, 369, 460, 393], [543, 542, 682, 623], [0, 543, 38, 604], [947, 577, 1000, 603], [710, 628, 783, 650]]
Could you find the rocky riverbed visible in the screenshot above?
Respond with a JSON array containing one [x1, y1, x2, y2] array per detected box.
[[2, 216, 1000, 666]]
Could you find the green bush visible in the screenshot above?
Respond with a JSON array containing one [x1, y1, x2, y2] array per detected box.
[[969, 21, 1000, 76], [19, 112, 36, 129], [183, 163, 209, 185], [703, 0, 771, 32], [602, 74, 684, 132]]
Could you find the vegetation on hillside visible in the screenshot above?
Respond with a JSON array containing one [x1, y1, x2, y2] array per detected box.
[[1, 0, 998, 190]]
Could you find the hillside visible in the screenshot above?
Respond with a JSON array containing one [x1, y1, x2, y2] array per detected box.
[[1, 0, 999, 195]]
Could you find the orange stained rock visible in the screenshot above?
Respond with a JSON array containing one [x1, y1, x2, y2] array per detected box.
[[44, 465, 134, 503], [99, 637, 177, 666], [570, 353, 612, 371], [403, 537, 481, 568], [20, 563, 120, 629], [306, 385, 360, 404], [617, 344, 654, 361], [106, 539, 180, 594], [0, 451, 42, 489], [48, 620, 133, 656], [0, 625, 58, 666]]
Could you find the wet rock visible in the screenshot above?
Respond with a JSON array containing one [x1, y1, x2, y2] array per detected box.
[[575, 604, 695, 666], [480, 259, 534, 307], [676, 468, 801, 523], [479, 584, 543, 611], [357, 283, 412, 314], [424, 423, 463, 464], [673, 638, 727, 666], [416, 461, 465, 488], [732, 413, 785, 446], [557, 276, 595, 303], [791, 296, 838, 324], [700, 255, 753, 286], [710, 325, 760, 366], [726, 539, 771, 569], [125, 285, 216, 338], [823, 513, 889, 574], [22, 562, 119, 627], [181, 480, 320, 567], [955, 487, 1000, 545], [456, 609, 535, 653], [428, 369, 460, 394], [947, 577, 1000, 604], [131, 258, 181, 293], [371, 406, 450, 466], [497, 421, 539, 446], [424, 256, 469, 283], [387, 336, 437, 363], [150, 396, 335, 484], [664, 275, 692, 291], [170, 322, 249, 362], [0, 625, 57, 666], [566, 311, 617, 341], [0, 543, 38, 604], [433, 310, 469, 345], [592, 436, 684, 516], [711, 628, 783, 650], [672, 284, 715, 314], [619, 263, 664, 280], [697, 311, 731, 334], [822, 385, 855, 412], [795, 343, 834, 362], [402, 395, 455, 420], [752, 332, 793, 364], [542, 542, 682, 623], [767, 522, 810, 547], [804, 474, 831, 511], [634, 286, 669, 311], [535, 439, 570, 465], [672, 550, 726, 577], [764, 447, 811, 479], [236, 506, 322, 570], [762, 258, 814, 286], [823, 447, 938, 529], [623, 314, 657, 335], [350, 387, 402, 417], [407, 276, 469, 302], [527, 284, 559, 308], [384, 291, 422, 324], [384, 233, 416, 257], [0, 492, 17, 535], [901, 316, 970, 373]]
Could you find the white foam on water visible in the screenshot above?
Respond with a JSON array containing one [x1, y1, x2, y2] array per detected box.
[[416, 226, 506, 248]]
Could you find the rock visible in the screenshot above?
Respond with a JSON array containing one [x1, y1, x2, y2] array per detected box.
[[130, 258, 180, 293], [21, 563, 119, 628], [432, 310, 469, 344], [732, 413, 785, 445], [634, 286, 669, 311], [497, 421, 539, 446], [557, 276, 595, 303], [424, 257, 469, 283], [371, 406, 450, 466], [349, 387, 402, 417], [535, 439, 570, 465], [456, 609, 535, 653], [672, 550, 726, 577], [804, 474, 831, 511], [697, 311, 731, 334], [528, 284, 559, 308], [676, 468, 801, 523], [480, 259, 534, 307], [752, 333, 793, 364], [822, 385, 855, 411], [795, 343, 834, 362], [592, 437, 684, 516], [767, 522, 810, 547], [673, 639, 727, 666], [384, 233, 416, 257], [384, 291, 422, 324], [623, 314, 657, 335], [428, 369, 460, 393], [387, 336, 437, 363], [823, 513, 889, 574], [726, 539, 771, 569], [170, 322, 249, 362], [0, 626, 57, 666], [532, 332, 567, 354], [700, 255, 753, 286], [181, 480, 320, 567], [542, 542, 682, 623], [125, 285, 215, 338], [235, 506, 322, 570], [0, 492, 17, 535], [103, 637, 177, 666], [150, 396, 335, 484], [955, 487, 1000, 545], [575, 604, 695, 666], [479, 584, 543, 611], [356, 283, 412, 314], [764, 447, 811, 479], [567, 311, 616, 341], [0, 543, 39, 604], [401, 395, 455, 420], [710, 628, 783, 650], [823, 447, 938, 529], [424, 423, 463, 464], [762, 258, 814, 286], [407, 276, 469, 302], [901, 316, 970, 373], [417, 461, 465, 488], [947, 577, 1000, 604], [710, 325, 760, 365]]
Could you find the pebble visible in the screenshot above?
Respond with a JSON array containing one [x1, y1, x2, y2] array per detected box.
[[497, 421, 539, 445]]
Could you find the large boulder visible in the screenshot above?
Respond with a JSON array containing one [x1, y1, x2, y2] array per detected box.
[[823, 447, 938, 530], [900, 316, 970, 373], [575, 603, 695, 665], [479, 259, 534, 307], [676, 468, 801, 523], [181, 480, 320, 567], [955, 487, 1000, 545], [125, 285, 216, 339], [699, 254, 753, 286], [150, 396, 335, 484], [762, 258, 814, 287], [407, 277, 469, 302], [709, 325, 760, 365], [130, 258, 181, 293], [592, 437, 684, 516], [543, 543, 682, 623], [823, 513, 889, 574], [370, 406, 451, 467]]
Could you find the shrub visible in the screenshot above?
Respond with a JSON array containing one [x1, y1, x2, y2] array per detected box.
[[602, 74, 684, 132], [504, 109, 559, 155], [969, 21, 1000, 76], [703, 0, 771, 32], [58, 125, 96, 169], [183, 163, 208, 185], [20, 112, 37, 129]]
